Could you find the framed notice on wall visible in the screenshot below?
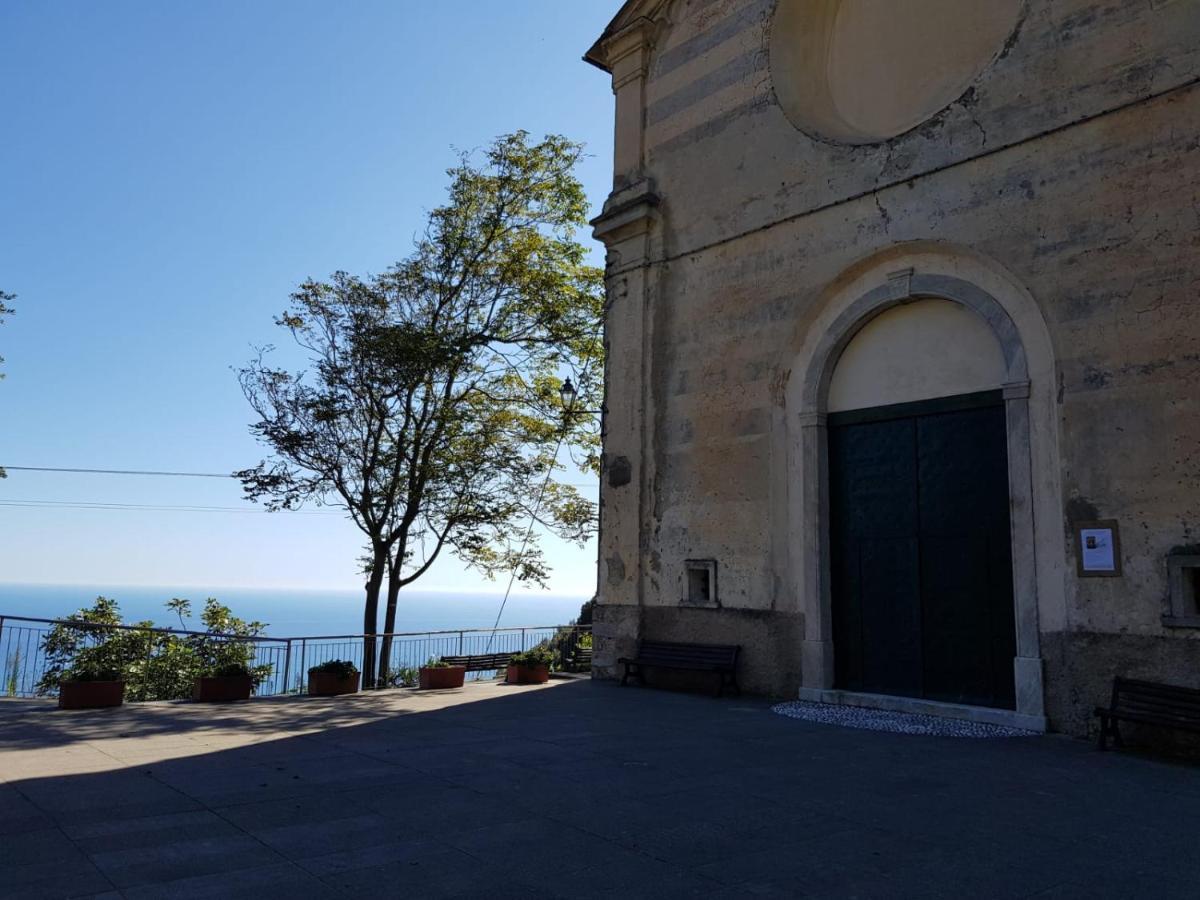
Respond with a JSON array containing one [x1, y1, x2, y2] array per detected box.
[[1076, 520, 1122, 577]]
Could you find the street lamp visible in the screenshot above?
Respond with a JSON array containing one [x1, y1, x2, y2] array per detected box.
[[559, 377, 577, 410]]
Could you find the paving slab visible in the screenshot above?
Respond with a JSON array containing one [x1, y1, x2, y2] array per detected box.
[[2, 680, 1200, 897]]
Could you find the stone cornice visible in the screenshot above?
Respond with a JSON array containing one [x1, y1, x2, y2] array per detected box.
[[583, 0, 670, 75], [590, 179, 661, 247]]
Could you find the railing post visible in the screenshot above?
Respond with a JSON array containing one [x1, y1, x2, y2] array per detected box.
[[458, 630, 464, 655], [298, 639, 307, 694], [282, 639, 292, 697], [521, 627, 526, 650], [143, 626, 153, 700]]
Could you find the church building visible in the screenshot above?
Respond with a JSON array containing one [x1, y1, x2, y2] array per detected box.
[[584, 0, 1200, 734]]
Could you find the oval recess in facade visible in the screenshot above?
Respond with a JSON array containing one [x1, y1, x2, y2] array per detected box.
[[769, 0, 1022, 144]]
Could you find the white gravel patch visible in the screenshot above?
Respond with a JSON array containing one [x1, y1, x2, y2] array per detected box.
[[771, 700, 1038, 738]]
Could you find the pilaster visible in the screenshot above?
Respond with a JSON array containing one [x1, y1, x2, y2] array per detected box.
[[585, 2, 666, 668]]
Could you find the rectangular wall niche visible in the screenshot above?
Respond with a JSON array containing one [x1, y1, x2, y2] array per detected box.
[[1164, 555, 1200, 628], [683, 559, 718, 608]]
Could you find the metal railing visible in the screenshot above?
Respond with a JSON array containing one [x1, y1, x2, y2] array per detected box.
[[0, 613, 591, 700]]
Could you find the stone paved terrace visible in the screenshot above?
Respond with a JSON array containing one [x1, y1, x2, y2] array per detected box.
[[2, 679, 1199, 899]]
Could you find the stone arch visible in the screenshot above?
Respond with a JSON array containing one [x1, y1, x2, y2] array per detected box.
[[782, 245, 1061, 731]]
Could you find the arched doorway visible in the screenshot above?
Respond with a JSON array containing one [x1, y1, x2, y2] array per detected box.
[[827, 299, 1015, 708], [787, 266, 1049, 731]]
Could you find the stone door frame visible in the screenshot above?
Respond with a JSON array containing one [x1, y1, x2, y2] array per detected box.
[[788, 268, 1048, 731]]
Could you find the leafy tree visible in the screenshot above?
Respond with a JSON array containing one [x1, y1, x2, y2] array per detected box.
[[237, 132, 603, 686]]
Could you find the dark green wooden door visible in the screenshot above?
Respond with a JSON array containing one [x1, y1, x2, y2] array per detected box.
[[829, 391, 1016, 709]]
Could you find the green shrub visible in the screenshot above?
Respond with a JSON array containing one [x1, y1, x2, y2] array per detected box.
[[64, 657, 122, 682], [422, 657, 451, 669], [510, 647, 553, 668], [37, 597, 273, 700], [308, 659, 358, 678], [188, 599, 271, 686], [208, 662, 252, 678], [383, 665, 419, 687]]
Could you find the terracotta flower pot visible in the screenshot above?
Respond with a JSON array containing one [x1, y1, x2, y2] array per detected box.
[[506, 664, 550, 685], [58, 680, 125, 710], [307, 671, 360, 696], [418, 665, 466, 690], [193, 675, 253, 702]]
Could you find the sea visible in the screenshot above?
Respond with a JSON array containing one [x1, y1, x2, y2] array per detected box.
[[0, 582, 591, 638]]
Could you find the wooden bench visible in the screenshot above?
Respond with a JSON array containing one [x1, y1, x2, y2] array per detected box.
[[619, 640, 740, 697], [440, 652, 515, 673], [1094, 677, 1200, 750]]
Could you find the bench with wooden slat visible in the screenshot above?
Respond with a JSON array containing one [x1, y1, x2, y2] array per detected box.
[[619, 639, 740, 697], [1094, 677, 1200, 750], [439, 652, 516, 673]]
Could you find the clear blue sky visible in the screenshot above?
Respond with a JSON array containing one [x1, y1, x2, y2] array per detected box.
[[0, 0, 616, 596]]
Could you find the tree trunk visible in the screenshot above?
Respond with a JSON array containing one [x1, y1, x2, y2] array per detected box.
[[378, 558, 402, 687], [361, 546, 386, 689]]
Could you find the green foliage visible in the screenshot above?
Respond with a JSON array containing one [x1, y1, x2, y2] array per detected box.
[[64, 658, 122, 682], [36, 597, 273, 700], [37, 597, 144, 692], [236, 132, 604, 684], [309, 659, 359, 677], [539, 599, 595, 669], [208, 663, 252, 678], [509, 647, 554, 668], [5, 647, 22, 696], [422, 657, 451, 669], [383, 665, 419, 687], [188, 598, 271, 684]]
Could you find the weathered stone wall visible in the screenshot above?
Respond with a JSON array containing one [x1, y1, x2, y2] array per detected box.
[[588, 0, 1200, 733]]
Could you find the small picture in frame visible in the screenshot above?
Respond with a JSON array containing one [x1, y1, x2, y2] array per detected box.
[[1076, 520, 1121, 577]]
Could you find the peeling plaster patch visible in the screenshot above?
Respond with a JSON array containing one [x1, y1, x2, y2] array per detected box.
[[606, 555, 626, 587], [1066, 496, 1101, 523], [1082, 365, 1112, 389], [607, 455, 633, 488], [873, 194, 892, 234]]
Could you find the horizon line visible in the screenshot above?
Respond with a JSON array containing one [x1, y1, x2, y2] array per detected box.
[[0, 579, 594, 598]]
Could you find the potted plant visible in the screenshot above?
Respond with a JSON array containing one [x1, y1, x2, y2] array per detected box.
[[193, 662, 254, 702], [307, 659, 360, 696], [507, 648, 553, 685], [58, 660, 125, 710], [418, 657, 466, 690]]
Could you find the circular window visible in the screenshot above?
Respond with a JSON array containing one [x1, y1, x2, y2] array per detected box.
[[769, 0, 1022, 144]]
